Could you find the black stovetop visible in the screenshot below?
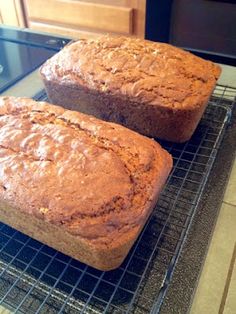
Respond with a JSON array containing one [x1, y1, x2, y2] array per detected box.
[[0, 28, 70, 93]]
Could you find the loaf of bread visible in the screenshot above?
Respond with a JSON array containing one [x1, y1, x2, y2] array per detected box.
[[40, 35, 221, 143], [0, 96, 172, 270]]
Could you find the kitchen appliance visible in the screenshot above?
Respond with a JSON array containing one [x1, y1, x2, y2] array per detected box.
[[0, 27, 236, 313], [0, 27, 70, 94], [146, 0, 236, 66]]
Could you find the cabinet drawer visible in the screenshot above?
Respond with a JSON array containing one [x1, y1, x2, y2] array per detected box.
[[29, 21, 103, 39], [24, 0, 133, 34]]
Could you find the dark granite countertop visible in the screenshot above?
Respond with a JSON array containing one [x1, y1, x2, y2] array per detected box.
[[159, 103, 236, 314]]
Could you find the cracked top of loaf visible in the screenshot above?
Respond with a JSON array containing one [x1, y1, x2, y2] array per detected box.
[[40, 36, 221, 109], [0, 97, 172, 244]]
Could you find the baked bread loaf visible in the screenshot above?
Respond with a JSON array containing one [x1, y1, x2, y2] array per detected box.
[[0, 96, 172, 271], [40, 35, 221, 143]]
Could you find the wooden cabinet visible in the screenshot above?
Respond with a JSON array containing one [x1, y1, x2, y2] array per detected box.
[[0, 0, 24, 27], [22, 0, 146, 39], [0, 0, 146, 39]]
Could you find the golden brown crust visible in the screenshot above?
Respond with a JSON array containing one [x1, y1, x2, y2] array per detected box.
[[0, 96, 172, 270], [40, 36, 220, 109], [40, 35, 221, 142]]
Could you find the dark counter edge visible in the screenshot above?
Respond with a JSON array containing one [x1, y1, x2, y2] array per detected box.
[[159, 104, 236, 314]]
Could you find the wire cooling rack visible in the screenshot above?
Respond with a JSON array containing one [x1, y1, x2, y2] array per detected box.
[[0, 84, 235, 314]]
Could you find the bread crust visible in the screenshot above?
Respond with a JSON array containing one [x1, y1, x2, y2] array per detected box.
[[40, 36, 221, 142], [0, 96, 172, 270]]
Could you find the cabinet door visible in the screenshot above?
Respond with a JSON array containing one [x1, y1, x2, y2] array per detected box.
[[23, 0, 146, 39], [0, 0, 25, 27]]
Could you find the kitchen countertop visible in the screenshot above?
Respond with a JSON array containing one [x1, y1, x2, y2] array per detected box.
[[189, 65, 236, 314], [28, 61, 235, 314], [0, 28, 235, 312], [160, 64, 236, 314]]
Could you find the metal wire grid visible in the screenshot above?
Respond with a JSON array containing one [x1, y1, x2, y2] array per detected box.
[[0, 84, 235, 314]]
